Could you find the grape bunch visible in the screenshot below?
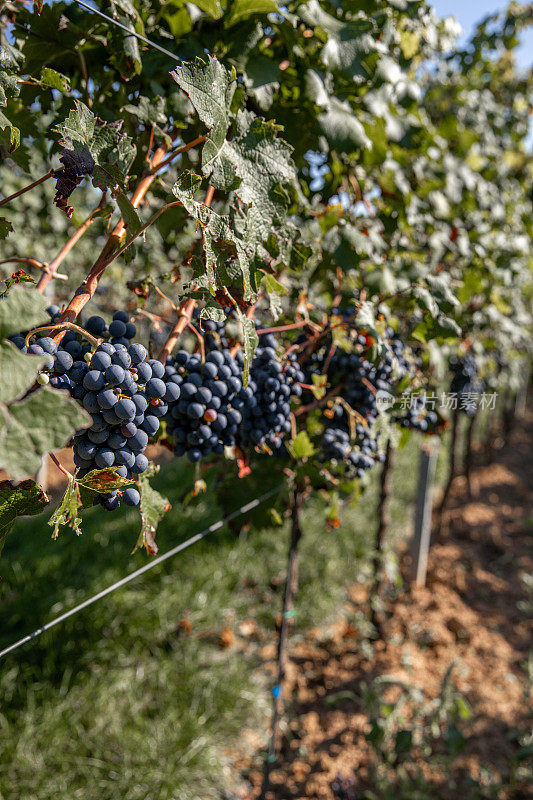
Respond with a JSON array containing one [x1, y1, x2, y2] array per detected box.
[[163, 347, 244, 462], [397, 394, 444, 433], [319, 350, 386, 478], [331, 775, 358, 800], [236, 333, 305, 453], [14, 310, 168, 511], [449, 353, 484, 415], [300, 319, 412, 479]]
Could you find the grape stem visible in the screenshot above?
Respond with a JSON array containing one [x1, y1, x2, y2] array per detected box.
[[25, 323, 100, 349], [37, 193, 108, 292], [0, 168, 57, 207], [49, 453, 73, 480], [186, 322, 206, 362]]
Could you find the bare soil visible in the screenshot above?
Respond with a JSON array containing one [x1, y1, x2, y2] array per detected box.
[[242, 411, 533, 799]]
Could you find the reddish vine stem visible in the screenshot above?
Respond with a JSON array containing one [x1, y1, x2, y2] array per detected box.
[[153, 285, 178, 311], [0, 168, 57, 207], [55, 146, 168, 337], [37, 195, 108, 292], [256, 320, 309, 335], [148, 134, 208, 175], [187, 321, 206, 362], [157, 185, 215, 362], [157, 298, 196, 363], [0, 257, 44, 270], [25, 323, 100, 349], [49, 453, 73, 480]]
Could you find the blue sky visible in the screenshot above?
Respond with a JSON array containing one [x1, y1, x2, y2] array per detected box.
[[432, 0, 533, 67]]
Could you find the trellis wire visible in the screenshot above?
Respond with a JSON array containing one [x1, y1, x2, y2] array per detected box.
[[0, 486, 282, 661], [71, 0, 179, 61]]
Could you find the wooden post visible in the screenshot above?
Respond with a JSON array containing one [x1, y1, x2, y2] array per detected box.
[[463, 410, 477, 498], [410, 438, 439, 586], [370, 439, 394, 632], [515, 362, 530, 419], [434, 406, 460, 536], [261, 481, 304, 799]]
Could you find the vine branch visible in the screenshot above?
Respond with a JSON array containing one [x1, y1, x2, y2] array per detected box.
[[55, 146, 168, 335], [37, 194, 108, 292], [0, 169, 57, 207]]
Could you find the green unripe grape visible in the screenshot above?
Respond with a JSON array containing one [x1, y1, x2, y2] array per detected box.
[[37, 372, 50, 385]]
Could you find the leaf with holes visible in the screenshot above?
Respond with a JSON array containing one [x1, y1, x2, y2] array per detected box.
[[78, 468, 135, 493], [171, 57, 236, 182], [133, 465, 171, 555]]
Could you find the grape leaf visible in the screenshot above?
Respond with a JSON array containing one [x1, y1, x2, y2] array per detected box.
[[0, 388, 90, 482], [0, 70, 19, 107], [318, 98, 371, 152], [0, 284, 49, 340], [0, 109, 20, 152], [40, 67, 70, 93], [0, 478, 49, 556], [54, 100, 136, 188], [133, 465, 171, 555], [172, 171, 253, 301], [195, 0, 223, 19], [78, 468, 135, 493], [234, 305, 259, 386], [0, 341, 47, 405], [48, 478, 82, 539], [298, 0, 377, 81], [287, 431, 315, 460], [116, 192, 142, 235], [222, 111, 296, 243], [311, 373, 327, 400], [226, 0, 279, 27], [0, 217, 13, 239], [261, 273, 288, 319], [170, 56, 237, 182], [261, 273, 288, 297]]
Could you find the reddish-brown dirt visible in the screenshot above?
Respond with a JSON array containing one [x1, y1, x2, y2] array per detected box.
[[241, 411, 533, 800]]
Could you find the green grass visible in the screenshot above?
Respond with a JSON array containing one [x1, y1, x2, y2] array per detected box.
[[0, 432, 449, 800]]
